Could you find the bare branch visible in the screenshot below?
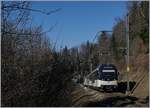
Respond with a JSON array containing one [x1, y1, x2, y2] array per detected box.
[[2, 5, 62, 15], [2, 22, 57, 36], [17, 7, 62, 15]]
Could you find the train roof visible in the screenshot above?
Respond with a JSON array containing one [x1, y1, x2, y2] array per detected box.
[[98, 64, 117, 70]]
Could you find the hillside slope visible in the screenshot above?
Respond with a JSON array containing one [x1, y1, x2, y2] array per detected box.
[[130, 54, 149, 98]]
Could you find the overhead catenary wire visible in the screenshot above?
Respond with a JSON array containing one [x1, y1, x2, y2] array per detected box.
[[84, 30, 113, 83]]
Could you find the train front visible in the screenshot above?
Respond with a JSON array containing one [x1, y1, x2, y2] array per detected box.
[[96, 64, 118, 90]]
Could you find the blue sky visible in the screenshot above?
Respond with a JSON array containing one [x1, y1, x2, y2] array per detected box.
[[30, 1, 127, 50]]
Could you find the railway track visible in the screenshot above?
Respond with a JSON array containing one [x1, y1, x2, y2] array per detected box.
[[71, 83, 149, 107]]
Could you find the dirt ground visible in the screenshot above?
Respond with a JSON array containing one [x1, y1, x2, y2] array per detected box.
[[71, 84, 149, 107]]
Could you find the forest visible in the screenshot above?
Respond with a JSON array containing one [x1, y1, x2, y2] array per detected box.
[[1, 1, 149, 107]]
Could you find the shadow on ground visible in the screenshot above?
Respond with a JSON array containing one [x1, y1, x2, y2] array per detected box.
[[84, 95, 149, 107], [117, 81, 136, 93]]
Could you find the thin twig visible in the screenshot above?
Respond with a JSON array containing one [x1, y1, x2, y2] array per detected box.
[[2, 23, 56, 36], [3, 5, 62, 15]]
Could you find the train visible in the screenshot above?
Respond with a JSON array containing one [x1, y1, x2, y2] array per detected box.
[[84, 64, 119, 91]]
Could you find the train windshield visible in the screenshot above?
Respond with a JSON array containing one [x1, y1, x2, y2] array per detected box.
[[98, 64, 118, 81], [101, 69, 117, 81]]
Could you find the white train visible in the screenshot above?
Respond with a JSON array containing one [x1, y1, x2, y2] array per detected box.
[[84, 64, 119, 90]]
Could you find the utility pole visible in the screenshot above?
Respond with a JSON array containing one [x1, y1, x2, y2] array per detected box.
[[90, 44, 93, 74], [88, 55, 92, 76], [126, 13, 130, 94]]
